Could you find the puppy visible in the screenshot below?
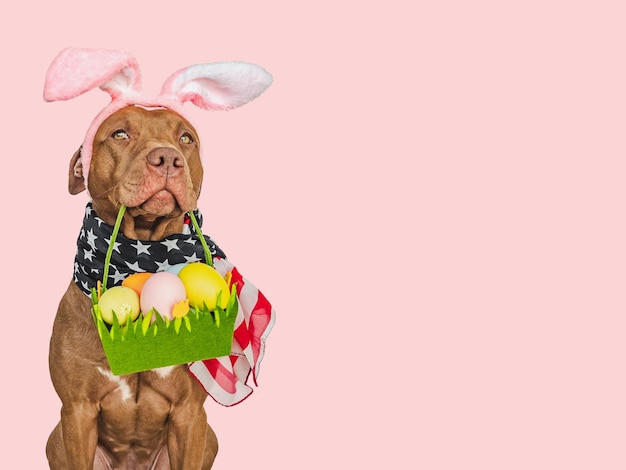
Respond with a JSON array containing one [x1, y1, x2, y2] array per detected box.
[[46, 106, 218, 470]]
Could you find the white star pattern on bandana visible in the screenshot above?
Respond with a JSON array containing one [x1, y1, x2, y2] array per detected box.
[[86, 229, 98, 250], [74, 202, 226, 296], [161, 239, 180, 252], [132, 241, 151, 255]]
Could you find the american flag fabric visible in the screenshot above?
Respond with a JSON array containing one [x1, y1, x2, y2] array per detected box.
[[74, 202, 275, 405], [190, 257, 276, 406]]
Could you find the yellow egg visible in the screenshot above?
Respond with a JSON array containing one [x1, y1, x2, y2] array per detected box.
[[98, 286, 141, 325], [178, 263, 231, 311]]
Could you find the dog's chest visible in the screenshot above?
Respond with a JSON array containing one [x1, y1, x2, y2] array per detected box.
[[97, 367, 179, 438]]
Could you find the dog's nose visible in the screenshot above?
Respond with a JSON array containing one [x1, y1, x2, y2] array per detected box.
[[146, 147, 184, 175]]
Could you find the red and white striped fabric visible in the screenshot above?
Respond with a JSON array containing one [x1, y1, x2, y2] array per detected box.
[[189, 257, 276, 406]]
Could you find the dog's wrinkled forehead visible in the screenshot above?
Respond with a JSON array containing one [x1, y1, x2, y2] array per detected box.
[[44, 47, 272, 190], [95, 105, 199, 140]]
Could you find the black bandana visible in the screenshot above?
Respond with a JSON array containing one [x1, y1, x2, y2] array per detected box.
[[74, 202, 226, 296]]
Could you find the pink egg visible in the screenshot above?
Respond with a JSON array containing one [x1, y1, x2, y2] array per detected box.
[[140, 271, 187, 320]]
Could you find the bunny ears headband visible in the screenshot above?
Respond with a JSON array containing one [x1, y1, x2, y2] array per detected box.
[[43, 47, 273, 188]]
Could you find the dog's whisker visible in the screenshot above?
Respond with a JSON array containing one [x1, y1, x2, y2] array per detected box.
[[89, 184, 118, 198]]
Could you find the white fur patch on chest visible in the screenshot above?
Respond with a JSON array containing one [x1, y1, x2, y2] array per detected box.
[[97, 366, 133, 402], [153, 365, 175, 378]]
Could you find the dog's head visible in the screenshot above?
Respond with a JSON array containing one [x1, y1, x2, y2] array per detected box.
[[69, 106, 204, 239], [44, 47, 272, 238]]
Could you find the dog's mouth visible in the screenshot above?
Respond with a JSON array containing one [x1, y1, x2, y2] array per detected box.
[[120, 178, 195, 219], [112, 182, 196, 240], [137, 189, 179, 214]]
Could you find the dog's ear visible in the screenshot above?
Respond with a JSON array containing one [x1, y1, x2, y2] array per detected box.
[[160, 62, 273, 111], [68, 148, 86, 195], [44, 47, 141, 102]]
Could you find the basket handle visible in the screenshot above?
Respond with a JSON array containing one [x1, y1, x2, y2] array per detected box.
[[188, 211, 214, 267], [101, 205, 213, 292], [102, 205, 126, 291]]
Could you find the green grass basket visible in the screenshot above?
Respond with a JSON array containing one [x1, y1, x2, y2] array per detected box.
[[91, 205, 238, 376]]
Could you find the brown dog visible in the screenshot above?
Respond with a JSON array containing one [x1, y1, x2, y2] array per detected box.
[[46, 106, 219, 469]]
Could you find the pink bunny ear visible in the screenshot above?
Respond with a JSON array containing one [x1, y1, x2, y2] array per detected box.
[[160, 62, 273, 110], [44, 49, 273, 194], [44, 47, 141, 102]]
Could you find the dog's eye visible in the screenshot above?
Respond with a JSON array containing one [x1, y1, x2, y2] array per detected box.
[[112, 130, 129, 140], [180, 133, 194, 144]]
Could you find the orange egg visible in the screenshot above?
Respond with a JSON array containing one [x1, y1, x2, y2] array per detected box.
[[122, 272, 153, 296]]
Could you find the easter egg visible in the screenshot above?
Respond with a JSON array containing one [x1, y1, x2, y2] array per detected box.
[[178, 263, 231, 311], [122, 272, 153, 296], [140, 271, 187, 319], [165, 263, 186, 275], [98, 286, 140, 326]]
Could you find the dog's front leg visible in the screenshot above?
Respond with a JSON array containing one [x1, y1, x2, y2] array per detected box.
[[60, 402, 100, 469], [167, 404, 213, 470]]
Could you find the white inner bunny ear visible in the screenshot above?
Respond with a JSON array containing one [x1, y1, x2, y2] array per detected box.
[[100, 65, 140, 98], [44, 47, 141, 102], [161, 62, 273, 110]]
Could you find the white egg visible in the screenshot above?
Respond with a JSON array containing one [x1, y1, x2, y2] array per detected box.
[[140, 271, 187, 319]]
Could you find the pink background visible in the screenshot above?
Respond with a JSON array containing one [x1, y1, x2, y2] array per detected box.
[[2, 0, 626, 468]]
